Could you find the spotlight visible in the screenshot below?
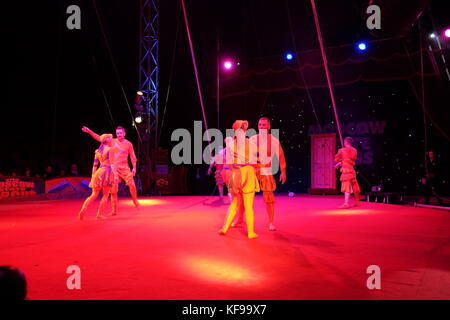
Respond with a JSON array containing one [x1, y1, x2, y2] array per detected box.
[[357, 42, 367, 51], [285, 52, 294, 61], [223, 60, 234, 70], [429, 32, 437, 39], [135, 111, 143, 124], [444, 28, 450, 38], [135, 91, 144, 104]]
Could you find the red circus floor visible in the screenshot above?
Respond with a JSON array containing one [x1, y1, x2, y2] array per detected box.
[[0, 195, 449, 300]]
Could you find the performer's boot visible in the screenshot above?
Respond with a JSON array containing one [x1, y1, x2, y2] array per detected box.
[[339, 193, 351, 208], [129, 183, 140, 209], [108, 193, 118, 216], [231, 196, 244, 227], [218, 196, 238, 235], [96, 194, 109, 219], [243, 193, 258, 239], [266, 202, 276, 231], [77, 208, 86, 220], [77, 191, 99, 220]]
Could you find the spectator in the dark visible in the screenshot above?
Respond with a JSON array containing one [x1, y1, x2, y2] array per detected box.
[[0, 266, 27, 300], [10, 171, 17, 177], [421, 150, 443, 204], [70, 164, 79, 176], [24, 168, 32, 177], [43, 165, 55, 180], [59, 169, 66, 177]]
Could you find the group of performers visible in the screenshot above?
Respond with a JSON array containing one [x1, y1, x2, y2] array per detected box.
[[77, 119, 361, 239], [212, 118, 361, 239]]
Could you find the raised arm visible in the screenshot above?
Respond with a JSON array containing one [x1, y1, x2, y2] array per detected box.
[[82, 126, 101, 142]]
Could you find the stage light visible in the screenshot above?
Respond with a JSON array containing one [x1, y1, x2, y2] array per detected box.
[[135, 111, 143, 124], [444, 28, 450, 38], [223, 60, 234, 70], [134, 91, 144, 105], [429, 33, 436, 39], [285, 52, 294, 61], [357, 42, 367, 51]]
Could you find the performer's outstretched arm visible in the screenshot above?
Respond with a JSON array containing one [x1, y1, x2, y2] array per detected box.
[[82, 126, 101, 142]]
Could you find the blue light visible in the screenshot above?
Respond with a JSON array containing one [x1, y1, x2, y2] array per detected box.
[[285, 52, 294, 60], [357, 42, 367, 51]]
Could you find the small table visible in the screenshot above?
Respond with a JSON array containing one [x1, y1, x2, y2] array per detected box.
[[365, 192, 395, 204]]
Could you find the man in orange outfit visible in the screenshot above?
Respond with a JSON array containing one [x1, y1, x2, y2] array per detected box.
[[82, 126, 140, 215], [232, 117, 287, 231], [335, 136, 361, 208]]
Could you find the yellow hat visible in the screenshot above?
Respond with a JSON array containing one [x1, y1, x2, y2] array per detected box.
[[100, 133, 113, 144], [232, 120, 249, 131]]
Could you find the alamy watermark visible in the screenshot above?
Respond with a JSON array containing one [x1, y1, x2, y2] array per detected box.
[[66, 5, 81, 30], [171, 121, 281, 175], [366, 265, 381, 290], [66, 265, 81, 290]]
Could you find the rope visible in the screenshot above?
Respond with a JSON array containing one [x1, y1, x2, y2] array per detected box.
[[91, 0, 141, 142], [80, 19, 116, 129], [285, 0, 320, 127], [159, 2, 182, 145], [419, 22, 430, 185], [51, 1, 63, 154], [310, 0, 343, 146], [180, 0, 212, 151]]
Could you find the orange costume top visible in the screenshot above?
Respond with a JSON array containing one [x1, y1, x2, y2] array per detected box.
[[89, 146, 115, 189], [335, 147, 361, 194], [110, 139, 137, 168], [249, 133, 286, 201]]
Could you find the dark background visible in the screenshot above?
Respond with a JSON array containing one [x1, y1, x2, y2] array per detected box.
[[2, 0, 449, 195]]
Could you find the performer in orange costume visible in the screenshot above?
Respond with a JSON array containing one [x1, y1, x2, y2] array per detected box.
[[218, 120, 260, 239], [82, 126, 140, 215], [233, 117, 287, 231], [335, 136, 361, 208], [77, 134, 115, 220]]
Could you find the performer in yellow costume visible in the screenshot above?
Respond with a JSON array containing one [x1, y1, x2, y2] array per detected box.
[[218, 120, 260, 239], [335, 136, 361, 208], [82, 126, 140, 215], [78, 134, 115, 220], [233, 117, 287, 231]]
